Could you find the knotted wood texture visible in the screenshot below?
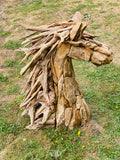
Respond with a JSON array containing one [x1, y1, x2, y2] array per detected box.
[[19, 12, 113, 130]]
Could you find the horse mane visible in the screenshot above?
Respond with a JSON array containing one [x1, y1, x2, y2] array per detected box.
[[18, 12, 100, 76]]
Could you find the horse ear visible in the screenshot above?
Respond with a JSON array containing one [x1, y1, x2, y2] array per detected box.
[[70, 12, 86, 41], [72, 12, 82, 23]]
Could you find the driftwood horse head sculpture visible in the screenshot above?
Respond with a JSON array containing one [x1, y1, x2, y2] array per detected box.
[[19, 12, 113, 130]]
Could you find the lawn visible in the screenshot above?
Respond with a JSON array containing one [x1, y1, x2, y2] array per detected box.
[[0, 0, 120, 159]]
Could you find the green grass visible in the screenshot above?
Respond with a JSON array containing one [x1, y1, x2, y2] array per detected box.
[[85, 0, 94, 3], [7, 85, 20, 94], [0, 0, 120, 159], [5, 52, 25, 77], [1, 40, 22, 49], [72, 3, 103, 14], [0, 29, 11, 37], [43, 127, 86, 159], [109, 3, 120, 6], [5, 59, 16, 67], [0, 121, 22, 136], [9, 0, 60, 16], [72, 4, 87, 13], [92, 24, 101, 29], [0, 73, 8, 82], [17, 94, 25, 105], [16, 1, 42, 13]]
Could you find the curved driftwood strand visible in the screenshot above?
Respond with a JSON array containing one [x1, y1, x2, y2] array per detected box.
[[20, 35, 59, 75]]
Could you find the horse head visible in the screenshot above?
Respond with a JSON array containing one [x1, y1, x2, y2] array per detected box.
[[68, 38, 113, 66]]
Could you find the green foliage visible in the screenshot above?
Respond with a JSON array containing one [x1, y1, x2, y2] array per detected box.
[[7, 85, 20, 94], [21, 141, 48, 160], [1, 40, 22, 49], [16, 51, 25, 59], [17, 94, 25, 105], [5, 59, 15, 67], [92, 24, 101, 29], [97, 145, 120, 159], [34, 0, 42, 4], [109, 3, 120, 6], [86, 63, 120, 81], [0, 29, 11, 37], [0, 121, 22, 135], [105, 14, 116, 19], [72, 4, 86, 13], [47, 0, 61, 2], [24, 0, 42, 4], [72, 2, 102, 14], [85, 0, 94, 3], [100, 10, 106, 13], [44, 127, 85, 159], [0, 73, 8, 82], [9, 0, 61, 16], [5, 55, 25, 77], [26, 140, 39, 149], [11, 0, 42, 14], [22, 151, 36, 160]]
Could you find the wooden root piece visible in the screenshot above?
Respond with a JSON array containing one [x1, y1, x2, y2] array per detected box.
[[19, 12, 113, 130]]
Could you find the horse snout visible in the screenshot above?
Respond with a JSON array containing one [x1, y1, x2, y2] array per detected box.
[[91, 51, 113, 66]]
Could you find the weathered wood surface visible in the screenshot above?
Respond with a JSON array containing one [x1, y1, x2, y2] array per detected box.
[[18, 12, 113, 130]]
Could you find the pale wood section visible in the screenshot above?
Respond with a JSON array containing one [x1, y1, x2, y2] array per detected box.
[[65, 108, 73, 126], [69, 109, 81, 129], [18, 12, 113, 130], [69, 46, 93, 61], [91, 51, 113, 65], [70, 22, 82, 41], [72, 11, 82, 23], [56, 95, 66, 127], [54, 43, 71, 79]]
